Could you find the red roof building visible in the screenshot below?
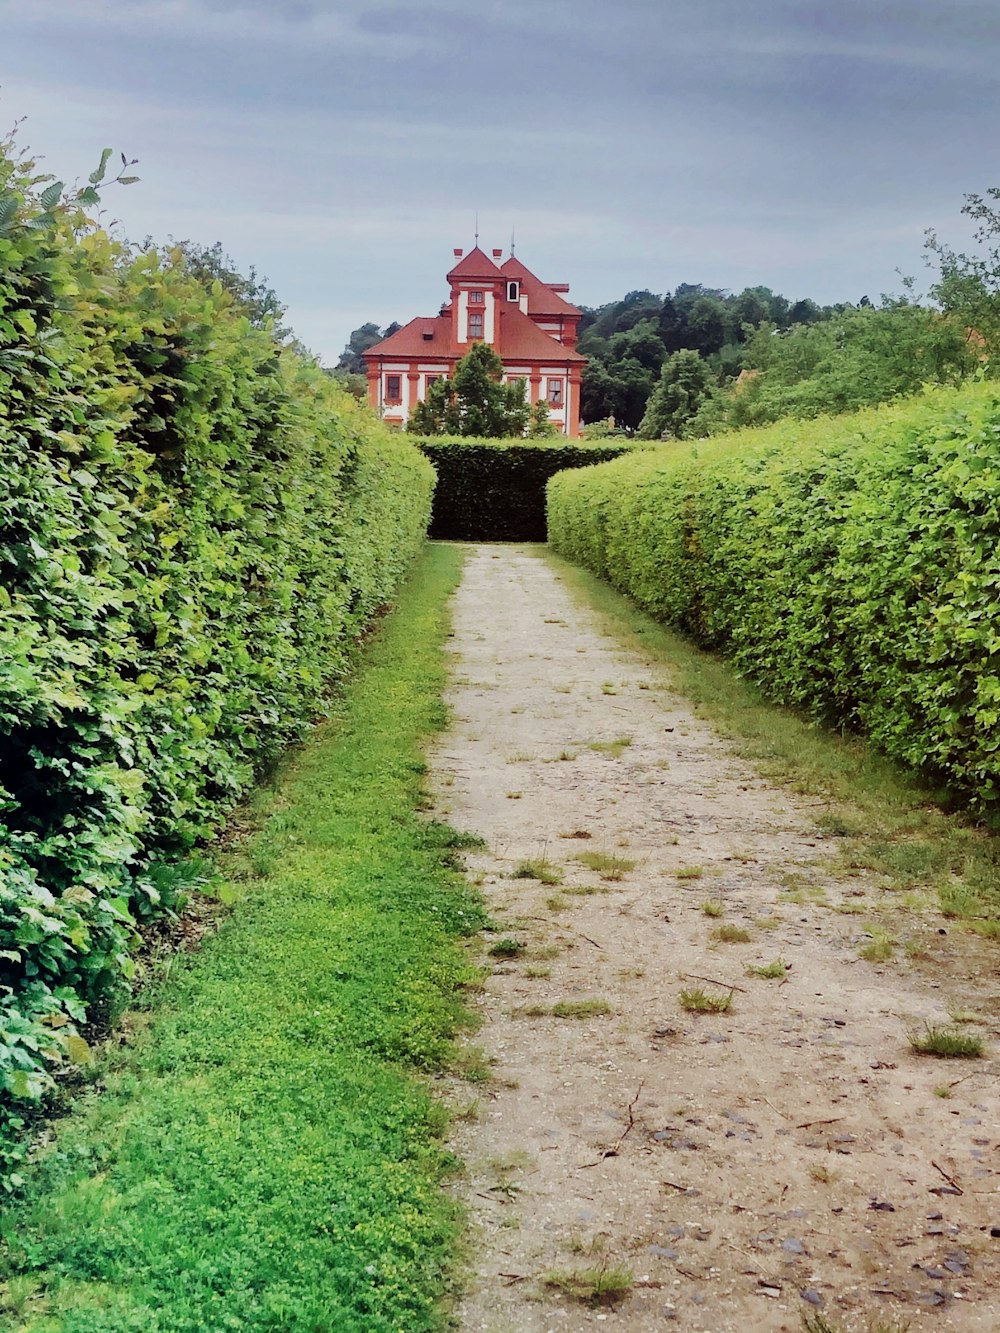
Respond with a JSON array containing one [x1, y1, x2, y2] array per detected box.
[[362, 246, 586, 436]]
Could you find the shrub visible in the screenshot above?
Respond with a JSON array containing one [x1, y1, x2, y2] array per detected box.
[[548, 384, 1000, 809], [0, 137, 433, 1176], [415, 438, 632, 541]]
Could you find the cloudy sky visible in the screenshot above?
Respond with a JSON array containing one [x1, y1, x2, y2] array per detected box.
[[2, 0, 998, 363]]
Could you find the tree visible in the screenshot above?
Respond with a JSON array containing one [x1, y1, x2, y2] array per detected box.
[[926, 187, 1000, 360], [173, 240, 289, 338], [408, 343, 530, 437], [336, 322, 384, 374], [527, 399, 558, 437], [637, 350, 715, 439]]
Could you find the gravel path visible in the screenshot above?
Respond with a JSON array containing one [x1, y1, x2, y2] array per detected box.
[[429, 544, 1000, 1333]]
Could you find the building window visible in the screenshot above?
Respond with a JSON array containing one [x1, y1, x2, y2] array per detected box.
[[425, 375, 440, 388], [547, 378, 563, 405], [507, 281, 519, 301], [470, 290, 484, 303], [385, 374, 402, 402], [468, 312, 484, 339]]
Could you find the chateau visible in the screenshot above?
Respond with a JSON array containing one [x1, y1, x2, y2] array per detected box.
[[362, 246, 586, 436]]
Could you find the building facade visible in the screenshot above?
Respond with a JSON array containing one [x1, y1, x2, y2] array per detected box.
[[362, 246, 586, 436]]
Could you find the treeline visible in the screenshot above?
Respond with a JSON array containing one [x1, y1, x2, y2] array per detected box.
[[578, 282, 978, 438], [0, 136, 433, 1173]]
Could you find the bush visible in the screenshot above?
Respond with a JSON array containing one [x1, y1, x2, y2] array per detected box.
[[0, 139, 433, 1175], [548, 384, 1000, 808], [415, 438, 632, 541]]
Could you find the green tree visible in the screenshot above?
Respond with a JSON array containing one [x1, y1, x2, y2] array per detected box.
[[637, 350, 715, 439], [409, 343, 530, 437], [926, 187, 1000, 361], [527, 398, 558, 437], [337, 322, 384, 374]]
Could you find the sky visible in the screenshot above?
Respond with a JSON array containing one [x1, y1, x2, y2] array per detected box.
[[2, 0, 998, 364]]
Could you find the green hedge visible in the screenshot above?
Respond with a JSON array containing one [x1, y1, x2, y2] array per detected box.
[[414, 438, 631, 540], [0, 144, 433, 1173], [548, 384, 1000, 807]]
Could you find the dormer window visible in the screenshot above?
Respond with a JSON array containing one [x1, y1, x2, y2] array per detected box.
[[507, 281, 519, 302], [470, 290, 484, 303]]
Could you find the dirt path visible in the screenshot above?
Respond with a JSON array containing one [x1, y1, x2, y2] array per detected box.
[[429, 544, 1000, 1333]]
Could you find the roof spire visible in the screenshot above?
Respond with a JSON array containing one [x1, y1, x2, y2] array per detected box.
[[510, 225, 516, 257], [474, 210, 479, 246]]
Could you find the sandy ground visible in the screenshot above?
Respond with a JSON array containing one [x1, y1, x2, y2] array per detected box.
[[427, 544, 1000, 1333]]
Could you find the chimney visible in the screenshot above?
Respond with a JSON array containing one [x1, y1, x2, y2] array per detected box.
[[492, 248, 503, 260], [453, 248, 463, 257]]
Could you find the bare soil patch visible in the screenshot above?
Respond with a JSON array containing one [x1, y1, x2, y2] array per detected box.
[[429, 544, 1000, 1333]]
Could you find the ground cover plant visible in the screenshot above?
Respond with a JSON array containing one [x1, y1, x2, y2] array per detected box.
[[0, 545, 486, 1331], [547, 384, 1000, 810], [0, 136, 434, 1175]]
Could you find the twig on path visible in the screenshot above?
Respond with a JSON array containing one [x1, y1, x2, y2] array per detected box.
[[662, 1179, 693, 1193], [684, 972, 748, 994], [520, 915, 602, 948], [580, 1080, 645, 1168], [794, 1116, 845, 1130], [948, 1071, 979, 1089], [931, 1160, 963, 1195], [759, 1095, 791, 1121], [499, 1272, 526, 1284]]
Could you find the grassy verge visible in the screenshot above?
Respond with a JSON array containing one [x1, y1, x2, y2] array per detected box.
[[0, 544, 485, 1332], [544, 549, 1000, 931]]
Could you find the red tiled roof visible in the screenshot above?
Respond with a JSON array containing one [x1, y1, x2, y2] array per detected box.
[[496, 306, 585, 363], [501, 256, 580, 317], [363, 306, 584, 365], [446, 246, 502, 282], [362, 315, 461, 360]]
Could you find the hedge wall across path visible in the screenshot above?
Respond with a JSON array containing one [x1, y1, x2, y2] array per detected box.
[[0, 143, 433, 1173], [547, 385, 1000, 809], [414, 439, 632, 541]]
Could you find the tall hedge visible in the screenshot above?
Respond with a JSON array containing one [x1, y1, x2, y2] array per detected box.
[[415, 438, 632, 540], [548, 385, 1000, 808], [0, 145, 433, 1172]]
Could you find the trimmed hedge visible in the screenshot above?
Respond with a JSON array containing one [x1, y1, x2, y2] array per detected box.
[[548, 384, 1000, 808], [0, 144, 433, 1172], [414, 438, 632, 540]]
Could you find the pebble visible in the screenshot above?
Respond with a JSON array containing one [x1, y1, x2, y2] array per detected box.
[[782, 1237, 806, 1254], [801, 1289, 823, 1307]]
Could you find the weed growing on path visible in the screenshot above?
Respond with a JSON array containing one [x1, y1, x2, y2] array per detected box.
[[746, 958, 789, 979], [679, 986, 733, 1014], [673, 866, 704, 881], [701, 899, 725, 917], [859, 927, 896, 962], [908, 1024, 984, 1058], [573, 850, 636, 879], [489, 939, 525, 958], [542, 1265, 634, 1305], [551, 999, 613, 1019], [512, 858, 563, 884], [712, 923, 752, 944], [587, 735, 633, 757]]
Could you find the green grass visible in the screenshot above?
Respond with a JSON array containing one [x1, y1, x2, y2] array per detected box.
[[586, 735, 633, 758], [746, 957, 789, 979], [0, 545, 487, 1333], [908, 1024, 985, 1058], [859, 926, 896, 962], [679, 986, 733, 1014], [545, 551, 1000, 928], [701, 899, 725, 917], [488, 938, 526, 958], [541, 1264, 634, 1305], [550, 999, 613, 1019], [572, 850, 636, 880], [511, 858, 563, 885], [711, 923, 752, 944]]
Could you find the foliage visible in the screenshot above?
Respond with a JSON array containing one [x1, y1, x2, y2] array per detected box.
[[409, 342, 530, 437], [926, 187, 1000, 362], [336, 320, 392, 374], [167, 238, 289, 337], [528, 397, 558, 437], [548, 383, 1000, 808], [0, 546, 488, 1330], [707, 299, 979, 431], [416, 439, 632, 541], [0, 134, 434, 1177], [637, 349, 716, 438]]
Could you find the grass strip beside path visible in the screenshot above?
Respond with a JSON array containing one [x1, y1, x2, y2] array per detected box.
[[0, 544, 484, 1332]]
